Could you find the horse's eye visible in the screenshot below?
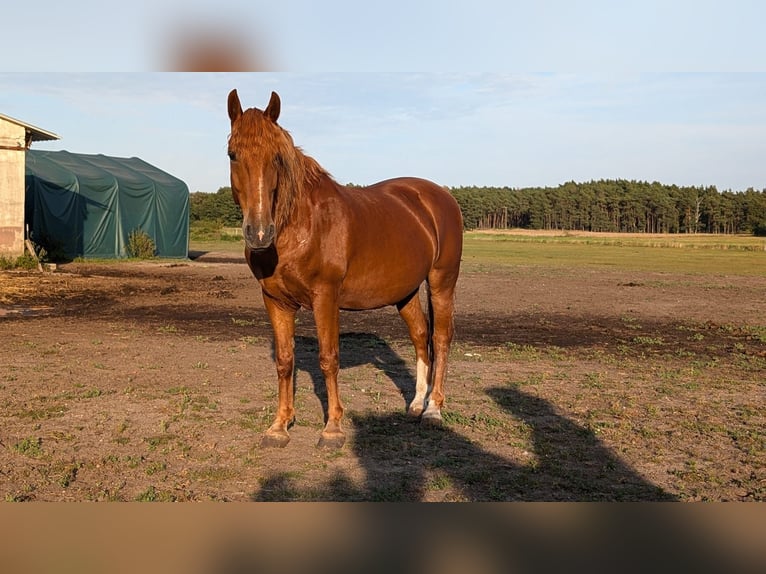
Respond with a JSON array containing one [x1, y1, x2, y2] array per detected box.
[[228, 151, 237, 162]]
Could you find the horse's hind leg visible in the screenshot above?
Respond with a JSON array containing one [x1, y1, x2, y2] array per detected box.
[[422, 268, 458, 426], [397, 287, 431, 417]]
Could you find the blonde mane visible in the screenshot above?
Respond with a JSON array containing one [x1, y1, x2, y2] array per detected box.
[[229, 109, 330, 231]]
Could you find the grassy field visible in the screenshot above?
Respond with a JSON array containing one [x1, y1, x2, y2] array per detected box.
[[191, 229, 766, 276], [462, 231, 765, 276]]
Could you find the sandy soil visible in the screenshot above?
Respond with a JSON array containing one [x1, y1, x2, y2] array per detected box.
[[0, 251, 763, 501]]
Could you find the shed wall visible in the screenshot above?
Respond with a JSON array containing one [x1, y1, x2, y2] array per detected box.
[[0, 121, 26, 256]]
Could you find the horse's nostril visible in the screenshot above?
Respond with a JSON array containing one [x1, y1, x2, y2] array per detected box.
[[243, 222, 274, 248]]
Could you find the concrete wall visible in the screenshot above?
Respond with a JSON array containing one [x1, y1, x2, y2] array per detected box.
[[0, 119, 26, 257]]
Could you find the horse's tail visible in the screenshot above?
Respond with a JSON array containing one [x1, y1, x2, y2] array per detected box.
[[425, 279, 435, 368]]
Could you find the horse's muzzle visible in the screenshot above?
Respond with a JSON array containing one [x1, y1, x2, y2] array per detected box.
[[244, 222, 276, 250]]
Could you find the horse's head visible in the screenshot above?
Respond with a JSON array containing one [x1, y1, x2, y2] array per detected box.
[[227, 89, 287, 251]]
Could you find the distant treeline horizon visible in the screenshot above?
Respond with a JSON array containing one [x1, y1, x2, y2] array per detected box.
[[191, 179, 766, 236]]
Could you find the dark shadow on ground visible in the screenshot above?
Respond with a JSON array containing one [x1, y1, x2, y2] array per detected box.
[[11, 260, 758, 359], [237, 335, 755, 572], [253, 333, 675, 502], [188, 252, 245, 264], [291, 333, 417, 418]]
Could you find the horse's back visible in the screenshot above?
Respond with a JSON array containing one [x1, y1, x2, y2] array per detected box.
[[346, 177, 462, 238], [329, 177, 461, 309], [370, 177, 463, 268]]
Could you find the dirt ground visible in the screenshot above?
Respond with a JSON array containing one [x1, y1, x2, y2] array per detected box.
[[0, 250, 763, 501]]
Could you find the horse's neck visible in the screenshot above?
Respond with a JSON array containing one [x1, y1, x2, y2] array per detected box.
[[278, 151, 334, 230], [297, 153, 329, 191]]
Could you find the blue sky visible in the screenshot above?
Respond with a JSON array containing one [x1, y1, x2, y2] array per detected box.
[[1, 73, 764, 193], [2, 2, 766, 193]]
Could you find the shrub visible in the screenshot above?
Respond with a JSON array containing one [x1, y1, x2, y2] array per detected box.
[[15, 253, 38, 269], [0, 253, 38, 270], [127, 229, 156, 259], [752, 222, 766, 237]]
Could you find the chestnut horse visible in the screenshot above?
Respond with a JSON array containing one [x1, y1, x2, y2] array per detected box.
[[227, 89, 463, 448]]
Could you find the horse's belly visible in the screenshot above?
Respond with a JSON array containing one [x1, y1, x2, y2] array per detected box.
[[337, 217, 435, 309], [338, 257, 430, 310], [338, 288, 419, 310]]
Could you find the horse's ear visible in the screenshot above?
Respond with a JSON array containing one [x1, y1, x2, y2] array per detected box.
[[228, 89, 243, 124], [264, 91, 281, 123]]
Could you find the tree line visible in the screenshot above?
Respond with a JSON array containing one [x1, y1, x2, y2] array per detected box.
[[190, 187, 243, 227], [452, 180, 766, 234], [191, 181, 766, 235]]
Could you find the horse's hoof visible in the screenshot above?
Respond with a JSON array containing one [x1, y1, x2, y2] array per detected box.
[[407, 405, 424, 418], [261, 431, 290, 448], [420, 412, 443, 428], [317, 432, 346, 449]]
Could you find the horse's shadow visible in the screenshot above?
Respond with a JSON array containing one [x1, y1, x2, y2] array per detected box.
[[237, 335, 748, 574], [291, 333, 417, 421], [256, 332, 675, 502]]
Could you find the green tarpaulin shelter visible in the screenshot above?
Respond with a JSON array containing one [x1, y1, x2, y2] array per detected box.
[[25, 150, 189, 259]]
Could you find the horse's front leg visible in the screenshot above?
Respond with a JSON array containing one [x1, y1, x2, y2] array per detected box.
[[261, 295, 297, 448], [313, 293, 345, 449]]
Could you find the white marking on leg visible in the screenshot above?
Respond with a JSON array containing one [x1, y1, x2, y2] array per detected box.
[[409, 358, 430, 415], [422, 398, 442, 423]]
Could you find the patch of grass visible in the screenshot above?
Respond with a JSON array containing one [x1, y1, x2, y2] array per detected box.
[[186, 395, 218, 413], [12, 437, 44, 458], [581, 372, 605, 389], [145, 461, 167, 476], [621, 316, 643, 330], [5, 492, 33, 502], [425, 471, 453, 491], [189, 223, 245, 244], [157, 324, 179, 334], [134, 485, 176, 502], [238, 407, 271, 432], [440, 409, 504, 430], [504, 342, 540, 359], [58, 462, 82, 488], [15, 403, 68, 420], [0, 253, 38, 270], [442, 410, 472, 427], [632, 336, 664, 346], [144, 434, 176, 451], [168, 387, 218, 415], [744, 325, 766, 343]]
